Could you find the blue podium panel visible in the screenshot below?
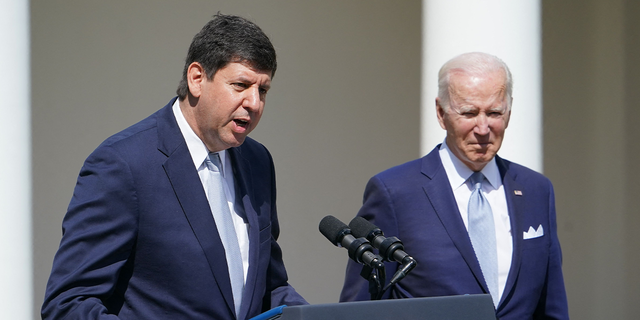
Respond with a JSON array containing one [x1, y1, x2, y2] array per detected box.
[[279, 294, 496, 320]]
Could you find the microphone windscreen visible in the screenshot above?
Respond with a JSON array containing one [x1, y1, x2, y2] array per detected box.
[[319, 215, 349, 245], [349, 216, 377, 238]]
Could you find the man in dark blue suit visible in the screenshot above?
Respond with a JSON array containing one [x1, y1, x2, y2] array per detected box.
[[42, 13, 307, 320], [340, 52, 569, 319]]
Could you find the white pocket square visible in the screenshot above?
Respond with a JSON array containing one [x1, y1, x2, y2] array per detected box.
[[523, 224, 544, 240]]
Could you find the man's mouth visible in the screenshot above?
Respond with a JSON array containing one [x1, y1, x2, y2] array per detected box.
[[234, 119, 249, 128]]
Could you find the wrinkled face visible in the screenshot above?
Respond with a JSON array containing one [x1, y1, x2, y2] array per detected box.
[[436, 70, 511, 171], [188, 61, 272, 152]]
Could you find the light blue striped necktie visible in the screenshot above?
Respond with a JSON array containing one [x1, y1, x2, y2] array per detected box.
[[205, 153, 244, 317], [467, 171, 499, 307]]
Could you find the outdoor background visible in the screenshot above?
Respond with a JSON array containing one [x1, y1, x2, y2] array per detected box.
[[30, 1, 640, 319]]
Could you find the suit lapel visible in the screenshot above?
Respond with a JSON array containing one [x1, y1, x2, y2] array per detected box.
[[156, 101, 237, 316], [420, 148, 489, 293], [496, 157, 524, 309], [227, 147, 259, 320]]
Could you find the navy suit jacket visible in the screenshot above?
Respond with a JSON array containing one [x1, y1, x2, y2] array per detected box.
[[340, 146, 569, 320], [42, 98, 306, 320]]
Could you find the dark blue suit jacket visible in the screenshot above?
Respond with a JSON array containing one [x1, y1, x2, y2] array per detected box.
[[42, 98, 306, 320], [340, 146, 569, 319]]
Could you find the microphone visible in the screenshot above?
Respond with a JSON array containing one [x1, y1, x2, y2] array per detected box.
[[349, 216, 417, 286], [319, 215, 384, 270]]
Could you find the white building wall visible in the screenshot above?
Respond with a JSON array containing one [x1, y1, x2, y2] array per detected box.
[[0, 0, 33, 319]]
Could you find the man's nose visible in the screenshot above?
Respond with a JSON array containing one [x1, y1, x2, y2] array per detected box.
[[474, 113, 490, 135], [243, 87, 261, 112]]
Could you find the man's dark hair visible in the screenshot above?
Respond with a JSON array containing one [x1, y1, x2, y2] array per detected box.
[[176, 13, 277, 100]]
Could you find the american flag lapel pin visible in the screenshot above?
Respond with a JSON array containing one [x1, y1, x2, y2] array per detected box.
[[514, 190, 523, 196]]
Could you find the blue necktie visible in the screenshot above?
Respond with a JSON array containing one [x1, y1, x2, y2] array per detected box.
[[468, 171, 499, 307], [205, 153, 244, 317]]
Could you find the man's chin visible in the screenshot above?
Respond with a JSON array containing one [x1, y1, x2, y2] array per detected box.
[[473, 152, 494, 161], [472, 154, 496, 165], [212, 137, 245, 152], [461, 151, 496, 170], [227, 135, 247, 148]]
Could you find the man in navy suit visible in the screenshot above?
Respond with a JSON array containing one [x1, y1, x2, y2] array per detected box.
[[340, 52, 569, 319], [42, 13, 307, 320]]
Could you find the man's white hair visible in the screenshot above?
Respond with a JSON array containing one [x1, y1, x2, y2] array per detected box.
[[437, 52, 513, 111]]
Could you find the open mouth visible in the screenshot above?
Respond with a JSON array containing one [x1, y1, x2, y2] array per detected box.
[[234, 119, 249, 128]]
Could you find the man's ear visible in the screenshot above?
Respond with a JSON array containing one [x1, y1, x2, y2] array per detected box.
[[436, 97, 447, 130], [186, 62, 206, 98]]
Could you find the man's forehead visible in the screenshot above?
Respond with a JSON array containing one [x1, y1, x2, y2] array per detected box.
[[217, 61, 272, 82], [449, 69, 506, 86], [449, 71, 506, 95]]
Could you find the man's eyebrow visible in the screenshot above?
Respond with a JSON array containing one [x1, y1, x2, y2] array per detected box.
[[488, 104, 508, 112], [455, 105, 478, 112], [236, 75, 271, 87], [235, 76, 252, 83]]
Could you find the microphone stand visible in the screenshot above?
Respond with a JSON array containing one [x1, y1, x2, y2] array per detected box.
[[360, 264, 385, 300], [349, 217, 418, 299]]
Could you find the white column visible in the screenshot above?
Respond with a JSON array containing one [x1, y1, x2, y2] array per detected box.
[[422, 0, 542, 172], [0, 0, 33, 319]]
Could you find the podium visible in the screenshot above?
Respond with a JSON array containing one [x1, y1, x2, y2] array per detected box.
[[255, 294, 496, 320]]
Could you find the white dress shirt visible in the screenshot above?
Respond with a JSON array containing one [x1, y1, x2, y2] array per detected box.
[[172, 99, 249, 283], [439, 141, 513, 302]]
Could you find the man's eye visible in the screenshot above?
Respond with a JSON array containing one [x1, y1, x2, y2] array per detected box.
[[233, 83, 248, 89]]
